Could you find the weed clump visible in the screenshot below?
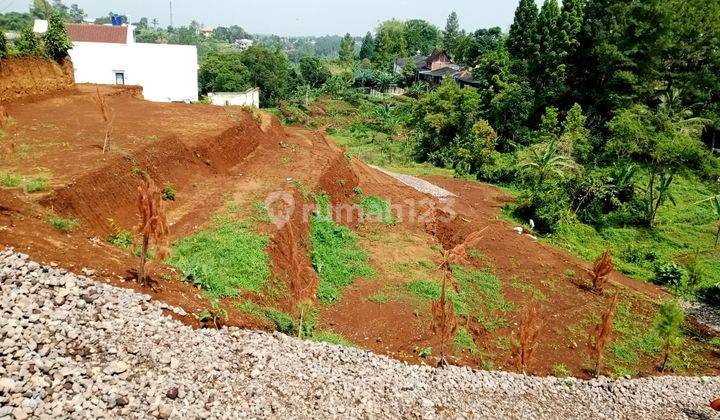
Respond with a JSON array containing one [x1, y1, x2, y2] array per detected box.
[[512, 300, 543, 373], [48, 217, 78, 234]]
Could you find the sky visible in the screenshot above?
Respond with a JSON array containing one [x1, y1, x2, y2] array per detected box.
[[0, 0, 526, 36]]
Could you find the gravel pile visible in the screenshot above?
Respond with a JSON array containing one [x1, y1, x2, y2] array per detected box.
[[683, 300, 720, 336], [371, 166, 456, 198], [2, 248, 720, 419]]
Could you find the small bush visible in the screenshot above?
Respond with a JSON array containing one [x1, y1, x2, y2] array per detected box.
[[236, 301, 296, 335], [48, 217, 79, 234], [655, 300, 685, 372], [161, 183, 176, 201], [109, 229, 135, 249], [0, 173, 22, 188], [513, 187, 570, 234], [25, 177, 49, 193], [653, 262, 686, 290], [553, 363, 572, 377], [454, 327, 477, 354]]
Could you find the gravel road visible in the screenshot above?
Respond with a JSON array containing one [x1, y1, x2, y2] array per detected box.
[[370, 166, 456, 198], [1, 249, 719, 419]]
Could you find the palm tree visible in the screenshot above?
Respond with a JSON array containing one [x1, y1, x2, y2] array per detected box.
[[519, 138, 578, 190]]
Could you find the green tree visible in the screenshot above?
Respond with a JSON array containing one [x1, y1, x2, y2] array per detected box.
[[67, 3, 86, 23], [298, 56, 331, 87], [456, 27, 502, 64], [411, 77, 482, 166], [531, 0, 564, 110], [198, 52, 251, 95], [507, 0, 539, 63], [441, 11, 462, 58], [30, 0, 52, 19], [358, 32, 376, 61], [400, 60, 417, 87], [0, 31, 7, 59], [489, 81, 535, 144], [606, 99, 707, 226], [16, 26, 42, 56], [240, 45, 293, 107], [375, 20, 407, 68], [339, 33, 355, 62], [560, 103, 591, 162], [44, 12, 72, 61], [471, 39, 511, 111], [557, 0, 584, 60], [655, 300, 685, 372], [404, 19, 439, 55]]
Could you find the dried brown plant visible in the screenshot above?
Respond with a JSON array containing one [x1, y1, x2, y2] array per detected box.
[[135, 174, 170, 288], [94, 88, 114, 154], [590, 293, 619, 377], [432, 227, 487, 368], [512, 300, 543, 373], [591, 250, 614, 293]]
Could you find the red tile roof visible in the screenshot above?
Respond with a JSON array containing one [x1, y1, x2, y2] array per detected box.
[[66, 24, 128, 44]]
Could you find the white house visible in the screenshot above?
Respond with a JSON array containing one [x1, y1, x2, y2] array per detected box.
[[207, 88, 260, 108], [35, 21, 198, 103]]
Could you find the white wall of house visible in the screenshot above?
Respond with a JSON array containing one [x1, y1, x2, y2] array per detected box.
[[69, 42, 199, 103], [207, 88, 260, 108]]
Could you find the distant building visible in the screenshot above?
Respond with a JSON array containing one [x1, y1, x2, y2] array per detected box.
[[207, 88, 260, 108], [234, 38, 254, 50], [199, 26, 214, 38], [34, 20, 198, 103], [393, 50, 478, 89]]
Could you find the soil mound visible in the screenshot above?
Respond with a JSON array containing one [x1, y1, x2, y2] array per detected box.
[[0, 57, 74, 102]]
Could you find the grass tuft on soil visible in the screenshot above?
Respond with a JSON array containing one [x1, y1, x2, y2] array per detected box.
[[169, 218, 271, 299], [359, 194, 395, 224], [310, 194, 375, 304]]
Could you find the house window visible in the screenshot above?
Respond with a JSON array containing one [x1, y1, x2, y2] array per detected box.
[[114, 71, 125, 85]]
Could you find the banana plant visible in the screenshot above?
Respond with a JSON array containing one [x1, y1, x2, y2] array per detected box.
[[694, 194, 720, 246]]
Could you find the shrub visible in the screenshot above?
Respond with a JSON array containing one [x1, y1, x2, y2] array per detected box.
[[44, 12, 72, 61], [0, 31, 7, 58], [108, 229, 134, 249], [0, 173, 21, 188], [48, 217, 79, 234], [25, 177, 49, 193], [236, 301, 295, 335], [359, 194, 394, 224], [653, 262, 686, 290], [655, 300, 685, 372], [199, 301, 228, 329], [513, 187, 570, 234], [16, 26, 41, 56], [162, 183, 176, 201]]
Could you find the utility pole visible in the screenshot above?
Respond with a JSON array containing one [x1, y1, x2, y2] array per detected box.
[[169, 0, 174, 28]]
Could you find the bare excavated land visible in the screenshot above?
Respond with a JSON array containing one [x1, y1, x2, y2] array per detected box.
[[1, 83, 718, 380]]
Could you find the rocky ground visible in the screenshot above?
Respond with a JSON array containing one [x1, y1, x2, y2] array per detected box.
[[1, 249, 720, 419]]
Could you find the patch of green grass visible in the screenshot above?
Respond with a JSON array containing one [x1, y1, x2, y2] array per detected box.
[[109, 229, 134, 249], [288, 179, 312, 199], [496, 336, 512, 351], [368, 292, 388, 304], [549, 173, 720, 290], [310, 331, 355, 347], [236, 301, 296, 335], [0, 172, 21, 188], [169, 218, 271, 299], [359, 194, 395, 224], [564, 269, 576, 278], [454, 327, 478, 354], [553, 363, 572, 377], [418, 346, 432, 358], [310, 194, 375, 304], [48, 217, 78, 234], [251, 199, 272, 224], [25, 177, 49, 193]]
